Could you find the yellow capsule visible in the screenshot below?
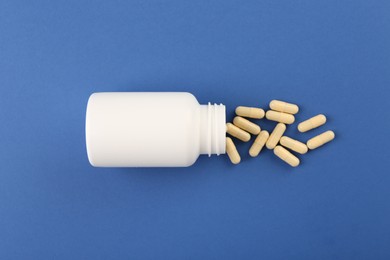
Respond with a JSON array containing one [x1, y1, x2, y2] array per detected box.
[[274, 145, 300, 167], [235, 106, 265, 119], [226, 137, 241, 164], [307, 130, 335, 150], [249, 130, 269, 157], [280, 136, 308, 154], [269, 100, 299, 114], [226, 123, 251, 142], [233, 116, 261, 135], [266, 110, 295, 124], [266, 123, 286, 149], [298, 114, 327, 132]]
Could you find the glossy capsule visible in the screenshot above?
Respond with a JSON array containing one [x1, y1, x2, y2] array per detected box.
[[266, 123, 286, 149], [269, 100, 299, 114], [266, 110, 295, 124], [226, 137, 241, 164], [249, 130, 269, 157], [307, 130, 335, 150], [235, 106, 265, 119], [226, 123, 251, 142], [280, 136, 308, 154], [233, 116, 261, 135], [298, 114, 327, 132], [274, 145, 300, 167]]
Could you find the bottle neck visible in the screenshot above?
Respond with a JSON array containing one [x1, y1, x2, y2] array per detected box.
[[199, 103, 226, 156]]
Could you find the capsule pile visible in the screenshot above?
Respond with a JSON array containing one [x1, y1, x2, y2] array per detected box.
[[225, 100, 335, 167]]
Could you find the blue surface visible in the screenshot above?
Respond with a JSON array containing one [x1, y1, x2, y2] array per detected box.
[[1, 0, 390, 259]]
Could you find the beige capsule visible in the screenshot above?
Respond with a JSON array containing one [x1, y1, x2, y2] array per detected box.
[[266, 110, 295, 124], [266, 123, 286, 149], [235, 106, 265, 119], [233, 116, 261, 135], [298, 114, 327, 132], [226, 123, 251, 142], [274, 145, 300, 167], [226, 137, 241, 164], [307, 130, 335, 150], [269, 100, 299, 114], [280, 136, 308, 154], [249, 130, 269, 157]]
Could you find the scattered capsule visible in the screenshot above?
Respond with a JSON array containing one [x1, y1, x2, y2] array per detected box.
[[266, 110, 295, 124], [274, 145, 300, 167], [307, 130, 335, 150], [249, 130, 269, 157], [266, 123, 286, 149], [226, 123, 251, 142], [235, 106, 265, 119], [226, 137, 241, 164], [233, 116, 261, 135], [269, 100, 299, 114], [280, 136, 308, 154], [298, 114, 327, 132]]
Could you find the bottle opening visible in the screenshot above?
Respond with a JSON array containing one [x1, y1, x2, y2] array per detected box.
[[200, 103, 226, 156]]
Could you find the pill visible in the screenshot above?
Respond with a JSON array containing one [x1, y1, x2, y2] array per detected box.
[[266, 123, 286, 149], [280, 136, 308, 154], [266, 110, 295, 124], [226, 137, 241, 164], [269, 100, 299, 114], [233, 116, 261, 135], [298, 114, 327, 132], [235, 106, 265, 119], [274, 145, 300, 167], [307, 130, 335, 150], [226, 123, 251, 142], [249, 130, 269, 157]]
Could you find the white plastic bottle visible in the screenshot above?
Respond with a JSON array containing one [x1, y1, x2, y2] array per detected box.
[[86, 92, 226, 167]]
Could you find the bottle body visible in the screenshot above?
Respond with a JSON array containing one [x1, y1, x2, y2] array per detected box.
[[86, 92, 226, 167]]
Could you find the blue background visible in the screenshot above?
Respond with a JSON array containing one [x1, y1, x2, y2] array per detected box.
[[1, 0, 390, 259]]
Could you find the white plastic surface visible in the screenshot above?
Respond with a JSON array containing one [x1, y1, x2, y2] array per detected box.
[[86, 92, 226, 167]]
